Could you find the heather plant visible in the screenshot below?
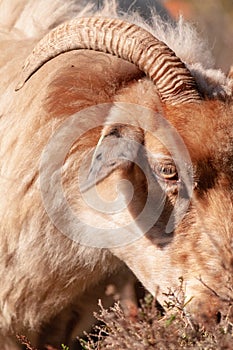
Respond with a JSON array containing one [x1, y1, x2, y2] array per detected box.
[[17, 282, 233, 349], [78, 283, 233, 350]]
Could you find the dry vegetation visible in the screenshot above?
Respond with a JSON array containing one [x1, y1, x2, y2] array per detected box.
[[18, 282, 233, 350], [78, 284, 233, 350]]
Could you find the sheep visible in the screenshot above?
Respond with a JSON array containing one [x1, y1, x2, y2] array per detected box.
[[1, 0, 233, 348]]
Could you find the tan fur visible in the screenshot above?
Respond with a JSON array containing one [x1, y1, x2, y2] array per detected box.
[[1, 1, 233, 348]]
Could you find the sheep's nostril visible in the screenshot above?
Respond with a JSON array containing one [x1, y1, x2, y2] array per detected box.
[[216, 311, 221, 324]]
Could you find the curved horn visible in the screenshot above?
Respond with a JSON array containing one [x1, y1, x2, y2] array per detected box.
[[15, 17, 201, 104]]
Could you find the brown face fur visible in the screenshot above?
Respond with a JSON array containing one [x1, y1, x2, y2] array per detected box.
[[43, 53, 233, 324], [99, 101, 233, 324]]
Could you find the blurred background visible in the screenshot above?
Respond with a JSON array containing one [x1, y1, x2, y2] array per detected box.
[[163, 0, 233, 73]]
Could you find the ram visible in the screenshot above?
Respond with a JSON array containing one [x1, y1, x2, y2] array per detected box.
[[0, 0, 233, 348]]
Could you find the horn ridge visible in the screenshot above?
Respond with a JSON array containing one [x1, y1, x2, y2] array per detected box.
[[15, 17, 201, 104]]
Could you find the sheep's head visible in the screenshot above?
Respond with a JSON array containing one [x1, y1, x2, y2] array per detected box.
[[18, 17, 233, 325], [83, 99, 233, 326]]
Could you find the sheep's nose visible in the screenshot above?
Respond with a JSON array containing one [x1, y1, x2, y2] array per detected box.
[[216, 311, 221, 323], [188, 295, 222, 328]]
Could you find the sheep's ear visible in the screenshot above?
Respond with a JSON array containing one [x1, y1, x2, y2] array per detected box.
[[80, 125, 142, 192]]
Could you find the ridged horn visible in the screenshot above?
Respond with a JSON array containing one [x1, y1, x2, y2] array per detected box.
[[15, 17, 201, 104]]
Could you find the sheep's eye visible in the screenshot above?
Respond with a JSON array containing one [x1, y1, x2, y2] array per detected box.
[[154, 161, 178, 181]]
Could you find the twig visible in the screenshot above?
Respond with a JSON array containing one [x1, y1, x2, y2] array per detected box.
[[16, 335, 38, 350]]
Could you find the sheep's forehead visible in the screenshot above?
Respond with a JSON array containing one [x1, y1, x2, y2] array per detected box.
[[143, 102, 233, 182], [165, 103, 232, 155]]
